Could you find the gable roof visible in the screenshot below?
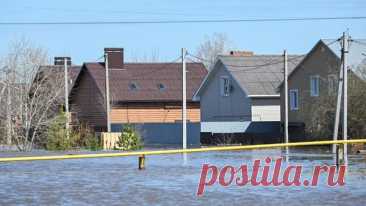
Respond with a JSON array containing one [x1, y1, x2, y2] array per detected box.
[[38, 65, 82, 93], [194, 54, 304, 98], [277, 38, 366, 89], [74, 62, 207, 103], [323, 39, 366, 70]]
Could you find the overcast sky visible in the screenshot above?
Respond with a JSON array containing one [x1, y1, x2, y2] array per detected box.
[[1, 0, 366, 64]]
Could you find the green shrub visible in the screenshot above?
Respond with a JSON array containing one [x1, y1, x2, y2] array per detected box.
[[46, 113, 101, 151], [46, 113, 71, 151], [116, 124, 143, 150], [71, 123, 101, 151]]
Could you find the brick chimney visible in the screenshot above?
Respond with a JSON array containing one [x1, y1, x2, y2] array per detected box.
[[54, 57, 71, 65], [104, 48, 124, 68], [229, 51, 254, 57]]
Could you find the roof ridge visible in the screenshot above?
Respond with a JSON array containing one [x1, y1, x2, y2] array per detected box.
[[219, 54, 303, 57], [84, 62, 203, 65]]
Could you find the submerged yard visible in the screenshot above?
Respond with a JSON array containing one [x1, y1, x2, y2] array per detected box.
[[0, 148, 365, 206]]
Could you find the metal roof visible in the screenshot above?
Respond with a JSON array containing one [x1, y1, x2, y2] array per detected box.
[[218, 55, 303, 95]]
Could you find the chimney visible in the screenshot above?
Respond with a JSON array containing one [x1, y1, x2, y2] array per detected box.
[[54, 57, 72, 65], [104, 48, 124, 68], [229, 51, 254, 57]]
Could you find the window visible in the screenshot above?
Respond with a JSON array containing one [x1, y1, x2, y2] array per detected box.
[[157, 83, 166, 91], [220, 76, 230, 96], [310, 76, 320, 97], [328, 74, 337, 95], [128, 82, 139, 91], [290, 89, 299, 110]]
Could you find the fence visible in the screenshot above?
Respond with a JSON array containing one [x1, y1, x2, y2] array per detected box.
[[0, 139, 365, 162], [100, 132, 121, 150]]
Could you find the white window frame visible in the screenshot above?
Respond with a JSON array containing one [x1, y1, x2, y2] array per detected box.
[[310, 75, 320, 97], [220, 76, 230, 97], [327, 74, 337, 95], [289, 89, 299, 111]]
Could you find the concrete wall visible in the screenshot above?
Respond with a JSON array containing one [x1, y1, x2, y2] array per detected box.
[[200, 62, 251, 122]]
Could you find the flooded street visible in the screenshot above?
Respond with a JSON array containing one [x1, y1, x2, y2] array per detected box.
[[0, 148, 365, 206]]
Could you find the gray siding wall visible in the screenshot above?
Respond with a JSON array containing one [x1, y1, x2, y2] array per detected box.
[[200, 63, 251, 122], [251, 97, 280, 121]]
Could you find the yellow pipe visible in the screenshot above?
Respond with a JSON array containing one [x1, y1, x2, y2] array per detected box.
[[0, 139, 365, 162]]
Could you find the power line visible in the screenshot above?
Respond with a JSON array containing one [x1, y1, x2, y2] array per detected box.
[[352, 39, 366, 47], [187, 52, 305, 71], [1, 16, 366, 26]]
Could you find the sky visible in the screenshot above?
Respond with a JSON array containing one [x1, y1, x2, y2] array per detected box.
[[1, 0, 366, 64]]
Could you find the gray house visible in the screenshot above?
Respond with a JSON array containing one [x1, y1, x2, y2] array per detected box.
[[193, 51, 303, 144], [278, 39, 366, 141]]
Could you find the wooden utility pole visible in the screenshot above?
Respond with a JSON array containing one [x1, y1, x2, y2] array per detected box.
[[182, 48, 187, 149], [342, 32, 349, 164], [64, 58, 70, 139], [284, 50, 289, 157], [105, 53, 111, 132]]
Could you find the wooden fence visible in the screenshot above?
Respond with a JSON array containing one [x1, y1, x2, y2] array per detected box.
[[101, 132, 121, 150]]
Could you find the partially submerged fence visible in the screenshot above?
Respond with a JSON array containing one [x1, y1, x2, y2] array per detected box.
[[0, 139, 365, 164], [101, 132, 121, 150]]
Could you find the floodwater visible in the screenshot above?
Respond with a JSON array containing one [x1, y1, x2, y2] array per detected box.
[[0, 148, 365, 206]]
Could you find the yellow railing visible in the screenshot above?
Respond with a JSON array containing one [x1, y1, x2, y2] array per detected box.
[[0, 139, 365, 163]]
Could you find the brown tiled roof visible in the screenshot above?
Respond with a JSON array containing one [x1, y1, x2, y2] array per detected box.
[[38, 65, 82, 92], [82, 62, 207, 103]]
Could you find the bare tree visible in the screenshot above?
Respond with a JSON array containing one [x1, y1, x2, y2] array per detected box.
[[0, 39, 65, 151], [301, 65, 366, 139], [195, 33, 233, 70], [129, 49, 161, 62]]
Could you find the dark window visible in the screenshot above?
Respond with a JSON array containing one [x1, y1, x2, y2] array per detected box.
[[129, 82, 139, 91], [157, 83, 166, 91]]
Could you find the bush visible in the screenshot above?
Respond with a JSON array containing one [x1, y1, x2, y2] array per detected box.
[[116, 124, 143, 150], [46, 113, 71, 151], [46, 113, 101, 151], [71, 123, 101, 151]]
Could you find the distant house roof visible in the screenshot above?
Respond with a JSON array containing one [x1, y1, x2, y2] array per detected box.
[[194, 54, 304, 98], [277, 39, 366, 89], [75, 62, 207, 103], [38, 65, 82, 92]]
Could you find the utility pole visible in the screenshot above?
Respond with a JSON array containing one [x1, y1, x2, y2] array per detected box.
[[182, 48, 187, 149], [342, 32, 349, 164], [332, 43, 344, 154], [284, 50, 289, 156], [64, 58, 70, 139], [105, 53, 111, 132]]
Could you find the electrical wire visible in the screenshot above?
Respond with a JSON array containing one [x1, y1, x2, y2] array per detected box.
[[1, 16, 365, 25], [187, 52, 305, 72], [352, 39, 366, 47]]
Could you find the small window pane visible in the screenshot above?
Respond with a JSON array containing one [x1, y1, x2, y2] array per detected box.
[[310, 76, 319, 96], [220, 76, 230, 97], [290, 90, 299, 110], [129, 82, 139, 91], [157, 83, 166, 91]]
